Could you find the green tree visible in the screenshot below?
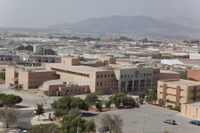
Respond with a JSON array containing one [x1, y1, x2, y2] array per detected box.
[[68, 107, 82, 116], [95, 101, 102, 111], [35, 103, 45, 121], [0, 107, 19, 128], [54, 108, 65, 122], [85, 93, 98, 108], [61, 114, 96, 133], [50, 100, 58, 109], [106, 102, 110, 108], [138, 92, 145, 99], [77, 56, 84, 61], [0, 94, 22, 106], [29, 123, 60, 133], [95, 90, 104, 97], [150, 92, 157, 103], [121, 88, 127, 95], [122, 97, 135, 106], [109, 92, 126, 108], [44, 49, 57, 55], [100, 113, 123, 133], [0, 73, 5, 80]]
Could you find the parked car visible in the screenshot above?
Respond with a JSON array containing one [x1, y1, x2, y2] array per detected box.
[[125, 105, 133, 109], [98, 126, 109, 132], [163, 119, 176, 125], [189, 120, 200, 126], [22, 130, 29, 133], [135, 103, 139, 108]]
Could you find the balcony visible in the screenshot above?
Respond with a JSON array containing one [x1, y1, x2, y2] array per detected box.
[[166, 89, 176, 95]]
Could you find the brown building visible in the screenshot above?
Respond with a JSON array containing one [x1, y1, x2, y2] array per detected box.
[[5, 57, 179, 96], [157, 79, 200, 107], [187, 70, 200, 81]]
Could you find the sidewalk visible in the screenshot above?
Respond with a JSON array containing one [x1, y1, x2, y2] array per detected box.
[[31, 111, 54, 125]]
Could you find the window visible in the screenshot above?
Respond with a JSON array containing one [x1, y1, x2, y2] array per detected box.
[[97, 75, 99, 78], [157, 77, 159, 80], [97, 82, 99, 86], [124, 75, 126, 78], [121, 75, 123, 78], [108, 81, 110, 86], [79, 89, 80, 91], [111, 81, 113, 85], [104, 88, 106, 90], [144, 74, 146, 76], [75, 89, 77, 91], [104, 81, 106, 86], [108, 74, 110, 77], [150, 73, 151, 76], [128, 75, 130, 77], [100, 81, 102, 86], [131, 74, 133, 77], [101, 75, 103, 78], [147, 73, 149, 76], [155, 72, 156, 74], [111, 74, 113, 77], [71, 89, 73, 91], [97, 89, 98, 91], [104, 75, 106, 77], [157, 71, 159, 74]]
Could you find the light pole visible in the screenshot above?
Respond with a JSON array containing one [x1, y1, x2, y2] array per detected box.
[[147, 88, 152, 114], [143, 101, 146, 133]]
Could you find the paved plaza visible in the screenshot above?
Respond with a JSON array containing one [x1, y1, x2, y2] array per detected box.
[[1, 84, 200, 133]]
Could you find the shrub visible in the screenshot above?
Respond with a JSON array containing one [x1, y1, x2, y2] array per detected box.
[[114, 101, 121, 108], [95, 101, 102, 111], [106, 102, 110, 108], [167, 105, 172, 108], [174, 105, 181, 112], [138, 93, 145, 99], [139, 99, 143, 105]]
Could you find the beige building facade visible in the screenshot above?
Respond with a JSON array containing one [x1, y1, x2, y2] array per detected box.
[[157, 79, 200, 107], [181, 102, 200, 120], [5, 57, 181, 96]]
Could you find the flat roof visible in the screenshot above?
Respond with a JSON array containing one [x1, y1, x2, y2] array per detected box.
[[160, 70, 179, 74], [44, 79, 64, 85], [186, 102, 200, 108], [166, 80, 200, 86], [52, 63, 108, 72], [34, 69, 54, 72]]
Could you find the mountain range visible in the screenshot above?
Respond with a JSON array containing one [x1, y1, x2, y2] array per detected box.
[[47, 15, 200, 39]]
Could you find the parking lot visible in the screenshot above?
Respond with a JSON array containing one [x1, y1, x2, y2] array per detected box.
[[83, 104, 200, 133]]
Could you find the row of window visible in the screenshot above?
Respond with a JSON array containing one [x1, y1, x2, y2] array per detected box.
[[154, 71, 160, 74], [96, 87, 117, 91], [51, 67, 89, 77], [121, 73, 154, 78], [29, 81, 43, 84], [97, 74, 114, 78], [66, 88, 86, 92], [97, 81, 117, 87], [29, 74, 57, 78]]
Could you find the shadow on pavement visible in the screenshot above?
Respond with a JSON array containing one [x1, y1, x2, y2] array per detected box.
[[16, 105, 30, 109], [82, 113, 98, 117]]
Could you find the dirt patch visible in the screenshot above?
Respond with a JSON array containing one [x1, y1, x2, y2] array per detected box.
[[17, 89, 40, 95], [0, 79, 5, 84]]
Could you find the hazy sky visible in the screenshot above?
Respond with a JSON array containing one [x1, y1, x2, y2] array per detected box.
[[0, 0, 200, 28]]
